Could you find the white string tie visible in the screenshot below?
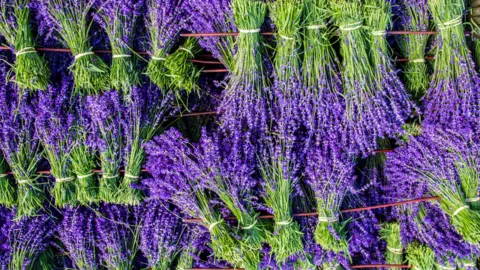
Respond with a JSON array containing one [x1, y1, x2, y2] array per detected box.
[[466, 197, 480, 202], [387, 246, 403, 255], [77, 173, 95, 179], [56, 176, 75, 183], [276, 219, 292, 225], [411, 58, 426, 63], [307, 24, 326, 29], [238, 28, 261, 33], [208, 220, 223, 231], [75, 52, 95, 60], [102, 174, 119, 179], [339, 21, 363, 31], [151, 56, 166, 61], [438, 16, 463, 30], [124, 173, 139, 179], [179, 47, 194, 57], [318, 216, 339, 223], [112, 54, 132, 59], [241, 220, 257, 230], [372, 30, 387, 36], [15, 47, 37, 56], [0, 174, 8, 178], [453, 205, 470, 216]]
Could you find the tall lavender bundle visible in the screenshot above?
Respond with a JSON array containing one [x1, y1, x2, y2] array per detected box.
[[95, 0, 143, 95], [120, 85, 170, 205], [35, 76, 77, 208], [86, 91, 124, 203], [37, 0, 110, 95], [138, 200, 184, 269], [386, 125, 480, 245], [304, 139, 355, 263], [379, 223, 404, 269], [424, 0, 480, 128], [95, 204, 138, 269], [219, 0, 269, 135], [0, 0, 50, 91], [0, 64, 44, 218], [7, 213, 55, 269], [184, 0, 237, 70], [145, 0, 186, 90], [0, 156, 15, 208], [330, 0, 413, 156], [397, 0, 430, 98], [58, 207, 98, 270], [144, 129, 242, 266]]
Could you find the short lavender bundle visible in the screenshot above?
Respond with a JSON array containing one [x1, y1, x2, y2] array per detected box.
[[397, 0, 430, 98], [38, 0, 110, 95], [424, 0, 480, 128], [95, 0, 143, 96], [120, 84, 170, 205], [386, 125, 480, 245], [138, 200, 184, 269], [405, 242, 435, 270], [379, 223, 404, 269], [304, 139, 355, 263], [95, 204, 138, 269], [184, 0, 237, 70], [144, 129, 242, 266], [35, 76, 77, 208], [330, 0, 412, 156], [0, 63, 44, 218], [0, 0, 50, 91], [58, 207, 98, 270], [86, 91, 124, 203], [7, 213, 55, 269], [145, 0, 186, 90], [0, 155, 15, 208]]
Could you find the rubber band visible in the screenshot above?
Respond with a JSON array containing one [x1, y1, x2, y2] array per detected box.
[[411, 58, 426, 63], [466, 197, 480, 202], [307, 24, 326, 29], [74, 51, 94, 60], [112, 54, 132, 59], [453, 205, 470, 216], [17, 179, 30, 184], [208, 220, 223, 231], [339, 21, 363, 31], [77, 173, 95, 179], [279, 34, 294, 40], [102, 174, 119, 180], [0, 174, 8, 178], [124, 173, 139, 179], [15, 47, 37, 56], [239, 28, 261, 33], [241, 220, 257, 230], [276, 219, 292, 225], [387, 246, 403, 255], [438, 16, 463, 30], [56, 177, 75, 183], [180, 47, 194, 57], [318, 216, 339, 223], [151, 56, 166, 61], [372, 30, 386, 36]]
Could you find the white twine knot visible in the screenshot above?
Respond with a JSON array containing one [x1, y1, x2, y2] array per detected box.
[[453, 205, 470, 216], [56, 176, 75, 183], [151, 56, 166, 61], [466, 197, 480, 202], [387, 246, 403, 255], [438, 16, 463, 30], [318, 216, 339, 223], [241, 220, 257, 230], [77, 173, 95, 179], [238, 28, 261, 34], [102, 174, 119, 180], [0, 174, 8, 178], [339, 21, 363, 31], [17, 179, 30, 184], [180, 47, 194, 57], [307, 24, 326, 30], [372, 30, 387, 36], [124, 173, 139, 179], [74, 51, 95, 61], [411, 58, 426, 63], [15, 47, 37, 56], [208, 220, 223, 231], [276, 219, 292, 225], [112, 54, 132, 59]]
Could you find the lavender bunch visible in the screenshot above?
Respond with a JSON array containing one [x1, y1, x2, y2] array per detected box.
[[330, 0, 412, 156], [405, 242, 435, 270], [120, 85, 170, 205], [86, 91, 124, 203], [58, 207, 98, 270], [38, 0, 110, 95], [304, 140, 355, 263], [138, 200, 184, 269], [219, 0, 269, 135], [0, 207, 13, 269], [397, 0, 430, 98], [144, 129, 242, 266], [145, 0, 186, 90], [0, 155, 15, 208], [379, 223, 404, 269], [0, 0, 50, 91], [184, 0, 237, 70], [95, 204, 139, 269], [95, 0, 143, 96], [0, 63, 44, 218], [424, 0, 480, 128], [7, 213, 55, 269], [35, 76, 77, 208]]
